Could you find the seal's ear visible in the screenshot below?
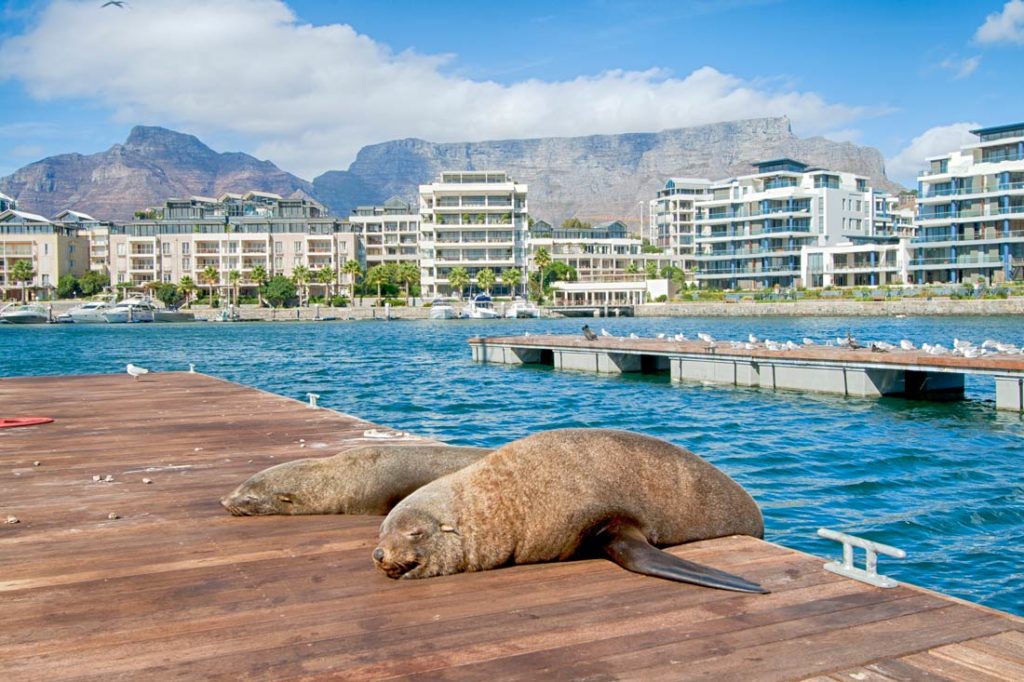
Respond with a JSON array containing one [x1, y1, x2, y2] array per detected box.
[[440, 524, 458, 534]]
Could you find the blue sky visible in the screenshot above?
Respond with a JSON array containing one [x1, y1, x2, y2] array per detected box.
[[0, 0, 1022, 185]]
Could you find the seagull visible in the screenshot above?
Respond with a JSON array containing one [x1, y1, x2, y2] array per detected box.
[[600, 328, 613, 337], [697, 332, 715, 344], [126, 363, 149, 380], [628, 332, 640, 339], [101, 1, 126, 7], [802, 338, 815, 346], [582, 324, 597, 341], [673, 333, 687, 342], [656, 333, 666, 339], [784, 340, 800, 351], [899, 339, 915, 351], [953, 338, 973, 351], [748, 333, 760, 344]]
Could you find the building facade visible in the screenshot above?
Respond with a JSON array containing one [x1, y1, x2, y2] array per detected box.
[[649, 178, 711, 268], [0, 209, 89, 300], [108, 192, 356, 298], [693, 159, 875, 289], [418, 171, 528, 298], [348, 197, 420, 270], [913, 122, 1024, 285], [527, 220, 647, 281]]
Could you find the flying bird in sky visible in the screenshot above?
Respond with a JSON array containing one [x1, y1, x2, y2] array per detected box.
[[101, 1, 126, 8]]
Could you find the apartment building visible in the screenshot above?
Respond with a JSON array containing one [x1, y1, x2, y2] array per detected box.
[[418, 171, 528, 298], [527, 220, 647, 281], [0, 209, 89, 300], [108, 191, 356, 297], [54, 210, 113, 272], [693, 159, 875, 289], [0, 192, 16, 213], [913, 122, 1024, 284], [649, 178, 711, 268], [348, 197, 420, 270]]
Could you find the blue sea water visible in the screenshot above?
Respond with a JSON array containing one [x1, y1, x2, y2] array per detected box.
[[2, 315, 1022, 615]]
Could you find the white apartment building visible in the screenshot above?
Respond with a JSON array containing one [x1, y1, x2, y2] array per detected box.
[[109, 192, 356, 298], [419, 171, 528, 298], [0, 209, 89, 300], [693, 159, 875, 289], [54, 210, 112, 272], [348, 197, 420, 270], [527, 220, 647, 281], [649, 178, 711, 267], [913, 122, 1024, 285]]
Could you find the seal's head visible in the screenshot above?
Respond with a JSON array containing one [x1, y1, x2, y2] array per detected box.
[[220, 461, 319, 515], [373, 508, 463, 579]]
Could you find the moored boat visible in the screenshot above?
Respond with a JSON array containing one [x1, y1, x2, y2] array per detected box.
[[428, 297, 458, 320], [153, 308, 196, 323], [465, 293, 500, 319], [104, 298, 157, 323], [0, 303, 50, 324], [67, 300, 115, 324]]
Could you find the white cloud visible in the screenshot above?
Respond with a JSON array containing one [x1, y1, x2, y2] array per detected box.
[[975, 0, 1024, 45], [0, 0, 877, 179], [937, 55, 982, 79], [886, 122, 980, 185]]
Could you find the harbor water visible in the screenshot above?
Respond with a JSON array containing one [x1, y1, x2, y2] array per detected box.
[[2, 315, 1022, 615]]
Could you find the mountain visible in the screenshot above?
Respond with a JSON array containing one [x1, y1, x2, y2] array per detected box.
[[313, 117, 903, 225], [0, 126, 313, 221]]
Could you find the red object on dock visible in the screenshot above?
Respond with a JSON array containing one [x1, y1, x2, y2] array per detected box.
[[0, 417, 54, 429]]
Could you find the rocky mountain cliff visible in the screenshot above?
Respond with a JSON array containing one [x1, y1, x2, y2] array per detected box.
[[0, 127, 312, 221], [313, 117, 902, 225]]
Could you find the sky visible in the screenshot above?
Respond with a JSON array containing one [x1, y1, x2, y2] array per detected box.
[[0, 0, 1022, 186]]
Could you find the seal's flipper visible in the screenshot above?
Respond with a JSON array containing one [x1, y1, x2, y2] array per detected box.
[[597, 522, 769, 594]]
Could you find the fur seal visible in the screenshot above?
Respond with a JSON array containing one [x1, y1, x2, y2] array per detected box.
[[373, 429, 767, 593], [220, 444, 491, 516]]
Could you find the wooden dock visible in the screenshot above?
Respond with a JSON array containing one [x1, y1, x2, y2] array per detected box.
[[1, 372, 1021, 680], [470, 335, 1024, 411]]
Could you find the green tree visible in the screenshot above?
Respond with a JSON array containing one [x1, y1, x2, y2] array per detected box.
[[448, 266, 470, 299], [641, 239, 663, 254], [263, 274, 296, 308], [645, 261, 660, 279], [178, 275, 197, 308], [201, 265, 220, 306], [342, 259, 362, 303], [291, 265, 311, 306], [364, 264, 389, 303], [560, 217, 592, 229], [250, 264, 268, 306], [79, 270, 107, 296], [625, 261, 640, 275], [11, 260, 35, 303], [501, 267, 521, 297], [155, 282, 184, 308], [317, 266, 337, 300], [476, 267, 496, 294], [57, 273, 80, 299], [546, 262, 577, 284], [228, 270, 242, 306], [532, 248, 551, 303], [397, 262, 420, 304]]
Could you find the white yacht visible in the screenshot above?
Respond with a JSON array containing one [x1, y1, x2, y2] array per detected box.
[[504, 297, 540, 319], [67, 300, 115, 324], [465, 294, 501, 319], [428, 297, 458, 320], [0, 303, 49, 324], [153, 307, 196, 323], [104, 298, 157, 323]]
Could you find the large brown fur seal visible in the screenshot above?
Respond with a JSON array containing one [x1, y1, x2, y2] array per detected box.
[[373, 429, 767, 593], [220, 444, 490, 516]]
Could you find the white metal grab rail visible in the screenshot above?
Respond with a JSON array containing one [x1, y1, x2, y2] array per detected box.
[[817, 528, 906, 588]]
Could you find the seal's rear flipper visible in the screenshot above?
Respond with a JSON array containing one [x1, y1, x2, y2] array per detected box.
[[597, 522, 769, 594]]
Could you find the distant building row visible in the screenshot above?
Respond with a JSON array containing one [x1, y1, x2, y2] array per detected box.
[[2, 123, 1022, 300]]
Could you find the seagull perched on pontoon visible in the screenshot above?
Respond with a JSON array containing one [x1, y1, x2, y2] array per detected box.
[[600, 328, 613, 337], [899, 339, 915, 351], [582, 324, 597, 341], [628, 332, 640, 339], [126, 363, 149, 380], [802, 337, 815, 346], [697, 332, 715, 344]]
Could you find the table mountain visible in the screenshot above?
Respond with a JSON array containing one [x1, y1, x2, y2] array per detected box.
[[0, 126, 312, 221], [313, 117, 903, 225]]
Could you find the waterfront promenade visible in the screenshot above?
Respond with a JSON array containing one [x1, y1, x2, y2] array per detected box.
[[1, 372, 1022, 679]]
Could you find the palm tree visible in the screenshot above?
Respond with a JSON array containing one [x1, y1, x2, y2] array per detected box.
[[342, 259, 362, 303], [476, 267, 496, 295], [250, 264, 268, 306], [317, 266, 337, 301], [11, 260, 35, 303], [201, 265, 219, 306], [228, 270, 242, 306], [533, 248, 551, 303], [645, 261, 659, 279], [501, 268, 521, 298], [397, 262, 419, 304], [364, 264, 388, 303], [178, 275, 197, 308], [626, 261, 640, 276], [292, 265, 310, 307], [448, 266, 470, 299]]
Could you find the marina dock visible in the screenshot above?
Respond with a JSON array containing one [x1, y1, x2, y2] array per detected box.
[[470, 335, 1024, 412], [1, 372, 1022, 679]]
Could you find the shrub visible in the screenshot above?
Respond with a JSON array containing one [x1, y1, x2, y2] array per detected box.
[[329, 295, 350, 307]]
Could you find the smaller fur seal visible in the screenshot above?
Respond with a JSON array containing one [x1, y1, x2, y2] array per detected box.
[[220, 444, 490, 516], [374, 429, 767, 593]]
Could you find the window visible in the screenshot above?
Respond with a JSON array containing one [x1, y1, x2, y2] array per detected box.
[[117, 243, 126, 256], [274, 256, 283, 269], [44, 243, 49, 255], [274, 241, 283, 254], [182, 257, 191, 270], [41, 274, 50, 286], [182, 242, 191, 254], [294, 241, 303, 253], [162, 242, 173, 255]]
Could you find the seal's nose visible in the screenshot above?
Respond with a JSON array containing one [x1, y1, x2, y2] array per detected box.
[[372, 547, 385, 562]]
